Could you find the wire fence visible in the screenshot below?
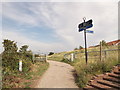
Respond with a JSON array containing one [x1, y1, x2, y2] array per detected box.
[[64, 49, 119, 62]]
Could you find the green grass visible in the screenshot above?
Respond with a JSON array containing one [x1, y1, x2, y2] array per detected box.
[[48, 51, 67, 61], [74, 49, 119, 88], [48, 45, 119, 88], [23, 62, 49, 88], [24, 82, 32, 88], [2, 61, 49, 88]]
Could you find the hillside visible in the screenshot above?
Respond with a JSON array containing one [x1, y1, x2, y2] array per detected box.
[[48, 40, 119, 88]]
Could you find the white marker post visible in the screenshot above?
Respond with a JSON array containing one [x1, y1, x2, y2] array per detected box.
[[19, 60, 22, 72], [71, 53, 74, 62]]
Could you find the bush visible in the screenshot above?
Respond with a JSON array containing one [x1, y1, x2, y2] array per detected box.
[[2, 39, 33, 75], [22, 59, 31, 73], [2, 39, 19, 75], [48, 52, 54, 56]]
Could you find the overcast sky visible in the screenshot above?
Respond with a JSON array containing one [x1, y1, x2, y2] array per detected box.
[[0, 0, 119, 54]]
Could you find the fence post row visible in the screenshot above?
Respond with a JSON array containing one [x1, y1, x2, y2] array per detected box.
[[63, 48, 119, 62]]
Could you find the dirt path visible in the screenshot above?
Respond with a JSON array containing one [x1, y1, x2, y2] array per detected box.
[[35, 60, 78, 88]]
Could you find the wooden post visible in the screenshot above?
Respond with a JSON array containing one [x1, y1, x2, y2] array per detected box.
[[19, 60, 22, 72], [71, 53, 74, 62], [100, 41, 102, 61], [45, 54, 47, 62], [32, 54, 35, 63]]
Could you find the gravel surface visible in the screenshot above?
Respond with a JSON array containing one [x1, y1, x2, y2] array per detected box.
[[35, 60, 78, 88]]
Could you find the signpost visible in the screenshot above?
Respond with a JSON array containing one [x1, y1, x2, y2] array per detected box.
[[78, 17, 93, 64]]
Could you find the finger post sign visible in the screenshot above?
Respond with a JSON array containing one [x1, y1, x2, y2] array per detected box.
[[78, 17, 93, 64]]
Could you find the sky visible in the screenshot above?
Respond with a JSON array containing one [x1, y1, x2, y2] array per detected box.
[[0, 0, 119, 54]]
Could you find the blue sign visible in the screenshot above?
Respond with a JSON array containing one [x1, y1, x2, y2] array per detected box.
[[79, 28, 85, 32], [78, 19, 93, 32], [86, 30, 94, 33], [86, 24, 93, 29]]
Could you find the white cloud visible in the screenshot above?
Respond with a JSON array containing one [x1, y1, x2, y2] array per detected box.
[[2, 29, 68, 54], [1, 2, 118, 53], [2, 3, 39, 26], [38, 2, 118, 46]]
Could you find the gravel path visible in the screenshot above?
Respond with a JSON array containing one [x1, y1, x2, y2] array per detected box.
[[35, 60, 78, 88]]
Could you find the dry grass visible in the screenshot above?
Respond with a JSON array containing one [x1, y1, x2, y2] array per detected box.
[[48, 45, 119, 88], [2, 62, 49, 88], [74, 48, 119, 87]]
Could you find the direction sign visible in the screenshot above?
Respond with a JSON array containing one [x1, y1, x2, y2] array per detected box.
[[78, 18, 94, 64], [78, 19, 93, 32], [79, 28, 85, 32], [78, 22, 85, 31], [86, 30, 94, 33], [86, 19, 93, 29]]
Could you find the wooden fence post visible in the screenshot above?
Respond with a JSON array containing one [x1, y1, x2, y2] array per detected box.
[[100, 41, 102, 61], [45, 54, 47, 62], [32, 54, 35, 63]]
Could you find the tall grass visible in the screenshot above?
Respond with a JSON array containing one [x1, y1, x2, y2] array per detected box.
[[74, 49, 119, 87], [47, 45, 119, 88]]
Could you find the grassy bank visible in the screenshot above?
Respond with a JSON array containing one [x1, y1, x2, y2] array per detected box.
[[48, 45, 119, 88], [2, 62, 49, 88], [66, 49, 119, 87], [48, 51, 67, 61], [74, 52, 119, 87]]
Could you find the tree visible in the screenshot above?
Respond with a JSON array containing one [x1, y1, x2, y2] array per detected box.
[[2, 39, 18, 74], [19, 45, 33, 62], [79, 46, 83, 50], [74, 48, 78, 50], [48, 52, 54, 56], [101, 40, 108, 47], [2, 39, 33, 74], [19, 45, 28, 53], [35, 54, 39, 57], [3, 39, 18, 53]]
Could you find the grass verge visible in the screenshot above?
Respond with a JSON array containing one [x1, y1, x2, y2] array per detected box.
[[2, 61, 49, 88], [74, 51, 119, 88], [47, 45, 119, 88]]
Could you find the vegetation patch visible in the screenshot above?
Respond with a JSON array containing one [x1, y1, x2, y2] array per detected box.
[[2, 39, 49, 88], [2, 62, 49, 88], [48, 41, 119, 88], [74, 51, 119, 88]]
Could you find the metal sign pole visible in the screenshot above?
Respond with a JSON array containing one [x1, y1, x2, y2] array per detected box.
[[83, 17, 88, 64]]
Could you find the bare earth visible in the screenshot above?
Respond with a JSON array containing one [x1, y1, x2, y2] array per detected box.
[[35, 60, 78, 88]]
